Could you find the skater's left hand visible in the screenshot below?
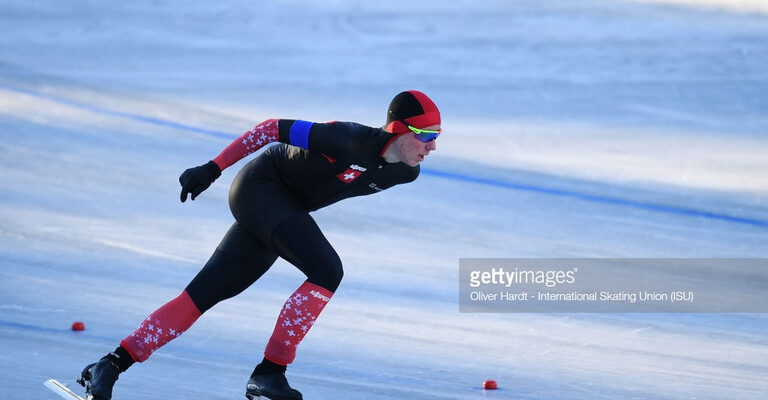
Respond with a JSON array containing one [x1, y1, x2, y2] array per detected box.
[[179, 160, 221, 202]]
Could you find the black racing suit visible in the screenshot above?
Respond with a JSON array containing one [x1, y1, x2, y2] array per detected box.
[[185, 120, 419, 313]]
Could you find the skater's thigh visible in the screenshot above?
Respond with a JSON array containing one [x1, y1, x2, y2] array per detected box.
[[270, 213, 343, 292], [185, 222, 278, 312]]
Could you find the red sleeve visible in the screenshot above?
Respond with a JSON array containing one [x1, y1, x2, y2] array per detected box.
[[212, 119, 279, 171]]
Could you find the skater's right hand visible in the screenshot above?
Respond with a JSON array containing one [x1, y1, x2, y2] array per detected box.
[[179, 160, 222, 202]]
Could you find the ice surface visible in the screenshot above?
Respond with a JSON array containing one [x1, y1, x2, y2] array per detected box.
[[1, 1, 767, 399]]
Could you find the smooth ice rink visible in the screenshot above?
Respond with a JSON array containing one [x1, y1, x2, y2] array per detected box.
[[2, 1, 767, 399]]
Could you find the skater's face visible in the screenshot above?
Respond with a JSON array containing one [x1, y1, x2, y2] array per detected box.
[[393, 125, 439, 167]]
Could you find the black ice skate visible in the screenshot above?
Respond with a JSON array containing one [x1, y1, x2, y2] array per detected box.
[[77, 358, 121, 400], [246, 372, 303, 400]]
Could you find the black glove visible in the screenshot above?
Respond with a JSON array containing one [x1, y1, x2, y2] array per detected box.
[[179, 160, 222, 202]]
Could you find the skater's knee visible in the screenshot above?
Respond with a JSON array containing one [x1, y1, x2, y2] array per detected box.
[[308, 258, 343, 293]]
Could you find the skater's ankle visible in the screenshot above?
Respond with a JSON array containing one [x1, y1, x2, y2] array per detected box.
[[104, 345, 135, 373], [251, 357, 287, 376]]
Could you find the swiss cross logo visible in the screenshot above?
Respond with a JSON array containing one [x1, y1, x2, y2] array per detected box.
[[336, 169, 362, 183], [336, 164, 366, 183]]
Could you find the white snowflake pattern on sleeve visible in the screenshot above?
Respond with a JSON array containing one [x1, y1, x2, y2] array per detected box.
[[213, 119, 280, 171]]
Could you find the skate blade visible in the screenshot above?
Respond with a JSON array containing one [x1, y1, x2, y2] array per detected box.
[[43, 379, 93, 400]]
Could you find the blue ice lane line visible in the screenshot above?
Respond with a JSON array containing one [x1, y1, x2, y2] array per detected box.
[[420, 168, 768, 228], [0, 83, 235, 140], [0, 319, 64, 334], [0, 319, 117, 342], [4, 83, 767, 228]]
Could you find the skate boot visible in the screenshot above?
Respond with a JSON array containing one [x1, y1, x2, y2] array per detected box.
[[77, 357, 121, 400], [245, 372, 303, 400]]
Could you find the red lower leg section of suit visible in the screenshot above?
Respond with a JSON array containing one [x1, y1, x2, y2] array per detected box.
[[121, 290, 202, 362], [265, 282, 334, 366]]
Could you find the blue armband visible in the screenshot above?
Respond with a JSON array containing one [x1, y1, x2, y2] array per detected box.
[[289, 120, 314, 149]]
